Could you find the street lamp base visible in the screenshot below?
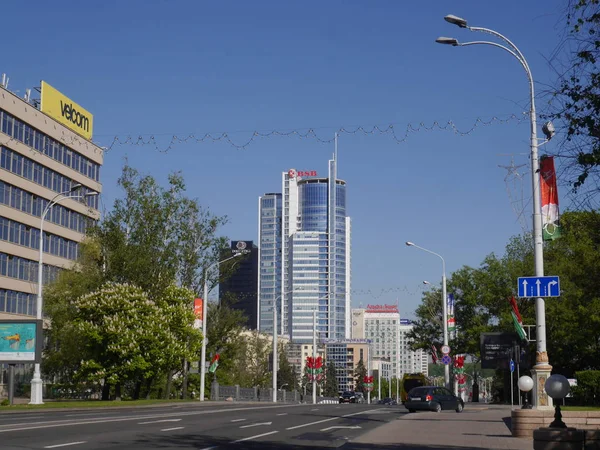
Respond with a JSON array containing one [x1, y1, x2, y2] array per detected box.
[[531, 365, 553, 410], [30, 376, 44, 405]]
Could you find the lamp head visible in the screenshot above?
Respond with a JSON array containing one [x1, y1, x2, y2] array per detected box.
[[70, 183, 82, 192], [545, 374, 570, 400], [542, 121, 556, 140], [85, 191, 99, 197], [517, 375, 534, 393], [405, 241, 415, 247], [423, 281, 430, 285], [436, 37, 460, 46], [444, 14, 468, 28]]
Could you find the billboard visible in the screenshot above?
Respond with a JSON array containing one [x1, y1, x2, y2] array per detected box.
[[0, 320, 43, 363], [193, 298, 203, 329], [40, 81, 93, 140], [480, 332, 529, 370], [231, 240, 252, 255]]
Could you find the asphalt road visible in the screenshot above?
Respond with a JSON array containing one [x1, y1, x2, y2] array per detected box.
[[0, 402, 404, 449]]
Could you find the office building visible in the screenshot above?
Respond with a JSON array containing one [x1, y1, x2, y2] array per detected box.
[[324, 339, 370, 393], [219, 240, 258, 329], [0, 78, 102, 320], [351, 305, 400, 379], [398, 319, 429, 376], [257, 155, 351, 343]]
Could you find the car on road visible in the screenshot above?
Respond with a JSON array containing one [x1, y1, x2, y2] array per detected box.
[[339, 391, 357, 403], [378, 397, 397, 406], [404, 386, 464, 413]]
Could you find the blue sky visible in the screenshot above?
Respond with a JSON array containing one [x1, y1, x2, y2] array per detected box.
[[3, 1, 567, 318]]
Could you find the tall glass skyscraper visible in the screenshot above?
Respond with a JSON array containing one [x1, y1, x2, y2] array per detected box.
[[258, 155, 351, 342]]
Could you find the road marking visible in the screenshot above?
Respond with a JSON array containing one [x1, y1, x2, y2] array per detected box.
[[0, 404, 308, 433], [230, 418, 246, 422], [311, 408, 319, 411], [65, 412, 113, 417], [44, 442, 86, 449], [286, 408, 383, 430], [232, 430, 278, 442], [161, 426, 184, 431], [138, 419, 182, 424], [321, 425, 362, 431], [240, 421, 272, 428], [276, 413, 287, 416]]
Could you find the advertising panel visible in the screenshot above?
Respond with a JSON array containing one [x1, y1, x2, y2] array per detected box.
[[231, 240, 252, 255], [40, 81, 94, 140], [480, 332, 530, 370], [0, 320, 43, 363], [193, 298, 203, 330]]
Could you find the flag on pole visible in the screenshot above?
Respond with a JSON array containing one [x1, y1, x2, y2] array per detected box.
[[430, 344, 439, 364], [209, 354, 220, 373], [540, 156, 562, 241], [508, 297, 527, 341]]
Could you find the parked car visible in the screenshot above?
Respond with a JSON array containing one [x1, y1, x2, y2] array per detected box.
[[404, 386, 464, 413], [378, 397, 397, 406], [339, 391, 357, 403]]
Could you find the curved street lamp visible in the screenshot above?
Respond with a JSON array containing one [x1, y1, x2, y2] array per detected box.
[[436, 14, 553, 408], [30, 185, 98, 405]]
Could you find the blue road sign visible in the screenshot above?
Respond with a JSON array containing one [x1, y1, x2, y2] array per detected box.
[[441, 355, 452, 365], [510, 359, 515, 373], [517, 276, 560, 298]]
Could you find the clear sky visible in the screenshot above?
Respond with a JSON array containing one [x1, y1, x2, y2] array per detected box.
[[3, 1, 567, 318]]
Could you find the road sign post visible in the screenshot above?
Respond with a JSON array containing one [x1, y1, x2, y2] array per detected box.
[[517, 276, 560, 298]]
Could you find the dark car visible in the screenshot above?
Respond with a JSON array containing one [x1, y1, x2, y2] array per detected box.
[[339, 391, 356, 403], [378, 397, 397, 406], [404, 386, 464, 413]]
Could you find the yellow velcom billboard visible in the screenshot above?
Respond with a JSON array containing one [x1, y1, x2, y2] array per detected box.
[[40, 81, 93, 140]]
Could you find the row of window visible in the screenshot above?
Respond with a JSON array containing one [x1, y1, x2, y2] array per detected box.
[[0, 252, 61, 285], [0, 180, 94, 234], [0, 216, 80, 260], [1, 109, 100, 181], [0, 289, 36, 316], [1, 147, 98, 209]]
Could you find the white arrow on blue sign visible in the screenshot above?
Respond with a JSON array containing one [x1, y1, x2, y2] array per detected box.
[[509, 359, 515, 373], [517, 276, 560, 298]]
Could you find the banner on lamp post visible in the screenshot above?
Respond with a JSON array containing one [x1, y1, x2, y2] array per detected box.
[[447, 293, 456, 337], [540, 156, 562, 241], [193, 298, 203, 330]]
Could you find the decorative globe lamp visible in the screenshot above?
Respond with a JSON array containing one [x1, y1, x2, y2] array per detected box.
[[545, 374, 571, 428], [517, 375, 534, 410]]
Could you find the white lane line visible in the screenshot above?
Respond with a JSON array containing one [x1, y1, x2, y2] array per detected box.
[[138, 419, 182, 425], [276, 413, 287, 416], [0, 404, 305, 433], [286, 408, 382, 431], [230, 418, 246, 422], [161, 426, 184, 431], [321, 425, 362, 431], [65, 412, 113, 417], [200, 447, 217, 450], [239, 421, 271, 429], [44, 442, 87, 449], [232, 430, 278, 442], [311, 408, 319, 411]]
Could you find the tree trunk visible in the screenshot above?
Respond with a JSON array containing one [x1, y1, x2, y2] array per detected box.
[[101, 382, 110, 401], [182, 357, 188, 400], [115, 383, 122, 401], [133, 380, 142, 400], [165, 370, 174, 399], [145, 377, 153, 400]]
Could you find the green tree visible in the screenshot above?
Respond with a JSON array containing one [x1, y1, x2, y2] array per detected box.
[[323, 360, 339, 396], [354, 358, 367, 393], [277, 343, 297, 390], [548, 0, 600, 199]]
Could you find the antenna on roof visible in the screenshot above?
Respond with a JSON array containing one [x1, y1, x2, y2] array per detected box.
[[24, 89, 31, 103], [1, 74, 8, 89]]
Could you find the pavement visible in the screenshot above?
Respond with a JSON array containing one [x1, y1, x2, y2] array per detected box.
[[0, 401, 533, 449]]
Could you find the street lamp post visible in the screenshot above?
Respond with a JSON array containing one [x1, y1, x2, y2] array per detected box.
[[436, 14, 554, 408], [30, 185, 98, 405], [199, 253, 242, 402], [406, 242, 450, 391]]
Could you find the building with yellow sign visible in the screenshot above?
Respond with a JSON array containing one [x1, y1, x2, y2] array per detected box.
[[0, 79, 103, 320]]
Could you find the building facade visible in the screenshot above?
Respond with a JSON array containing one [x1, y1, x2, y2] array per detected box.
[[257, 155, 351, 343], [324, 339, 370, 393], [351, 306, 400, 379], [398, 319, 428, 376], [0, 79, 102, 320], [219, 240, 258, 329], [257, 193, 282, 332]]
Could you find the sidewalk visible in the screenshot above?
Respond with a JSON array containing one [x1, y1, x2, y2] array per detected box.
[[351, 405, 532, 450]]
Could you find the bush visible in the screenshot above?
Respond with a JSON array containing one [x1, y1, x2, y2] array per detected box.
[[572, 370, 600, 406], [1, 399, 9, 407]]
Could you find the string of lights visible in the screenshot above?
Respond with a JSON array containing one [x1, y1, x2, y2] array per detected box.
[[0, 113, 527, 154]]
